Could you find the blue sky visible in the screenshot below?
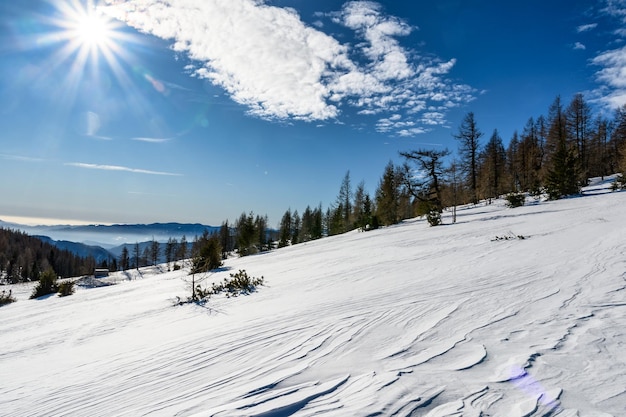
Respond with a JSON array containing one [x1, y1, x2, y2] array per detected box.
[[1, 0, 625, 227]]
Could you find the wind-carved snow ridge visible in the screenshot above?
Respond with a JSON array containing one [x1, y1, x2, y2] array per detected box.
[[1, 180, 625, 416]]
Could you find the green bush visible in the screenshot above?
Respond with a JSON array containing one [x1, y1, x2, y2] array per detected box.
[[30, 269, 59, 299], [505, 193, 525, 208], [426, 209, 442, 226], [177, 269, 265, 306], [57, 280, 75, 297], [211, 270, 265, 297], [0, 289, 16, 306]]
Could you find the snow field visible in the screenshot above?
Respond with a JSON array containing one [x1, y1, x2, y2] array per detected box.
[[1, 182, 625, 416]]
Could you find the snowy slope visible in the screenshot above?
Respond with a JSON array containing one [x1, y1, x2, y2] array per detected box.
[[1, 182, 625, 416]]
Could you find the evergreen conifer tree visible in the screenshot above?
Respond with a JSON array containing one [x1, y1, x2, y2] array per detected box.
[[545, 96, 580, 199], [291, 211, 301, 245], [191, 233, 222, 273], [375, 161, 402, 226], [236, 212, 256, 256], [278, 209, 292, 248], [120, 246, 130, 271], [30, 268, 59, 299], [219, 221, 232, 259]]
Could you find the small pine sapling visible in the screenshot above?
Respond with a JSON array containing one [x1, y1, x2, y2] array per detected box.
[[505, 193, 525, 208], [57, 280, 75, 297], [30, 269, 59, 299], [0, 289, 16, 306]]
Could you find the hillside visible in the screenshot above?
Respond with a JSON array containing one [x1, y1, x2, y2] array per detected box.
[[1, 181, 625, 416], [33, 235, 114, 263]]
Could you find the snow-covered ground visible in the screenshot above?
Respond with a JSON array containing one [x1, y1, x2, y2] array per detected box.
[[1, 180, 625, 416]]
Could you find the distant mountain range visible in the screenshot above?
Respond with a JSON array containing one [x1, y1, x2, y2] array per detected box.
[[34, 236, 115, 263], [0, 220, 220, 262]]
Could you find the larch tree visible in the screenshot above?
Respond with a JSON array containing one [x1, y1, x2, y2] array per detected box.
[[479, 129, 508, 201], [454, 112, 483, 204], [400, 148, 451, 226], [519, 117, 544, 192], [545, 96, 580, 199], [609, 105, 626, 174], [589, 116, 611, 178], [565, 93, 593, 183], [507, 131, 520, 191]]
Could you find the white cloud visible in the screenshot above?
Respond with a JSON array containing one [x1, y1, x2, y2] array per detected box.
[[593, 46, 626, 101], [132, 137, 171, 143], [101, 0, 474, 136], [420, 112, 446, 126], [591, 1, 626, 108], [0, 153, 44, 162], [573, 42, 587, 50], [577, 23, 598, 33], [65, 162, 182, 176], [602, 0, 626, 21], [397, 127, 428, 136], [335, 1, 413, 80], [101, 0, 345, 121]]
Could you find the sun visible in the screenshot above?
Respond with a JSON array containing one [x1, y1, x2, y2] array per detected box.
[[73, 11, 112, 49], [40, 0, 140, 94], [44, 0, 130, 68], [34, 1, 147, 116]]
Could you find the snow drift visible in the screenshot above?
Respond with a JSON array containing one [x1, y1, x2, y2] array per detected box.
[[1, 179, 625, 416]]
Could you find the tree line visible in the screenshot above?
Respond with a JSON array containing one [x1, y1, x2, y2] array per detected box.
[[199, 93, 626, 261], [277, 93, 626, 234], [0, 228, 97, 284]]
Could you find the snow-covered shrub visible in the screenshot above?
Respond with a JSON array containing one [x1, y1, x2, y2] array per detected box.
[[211, 270, 264, 297], [505, 193, 525, 208], [426, 209, 442, 226], [176, 269, 265, 306], [57, 280, 75, 297], [0, 289, 16, 306], [611, 174, 626, 191]]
